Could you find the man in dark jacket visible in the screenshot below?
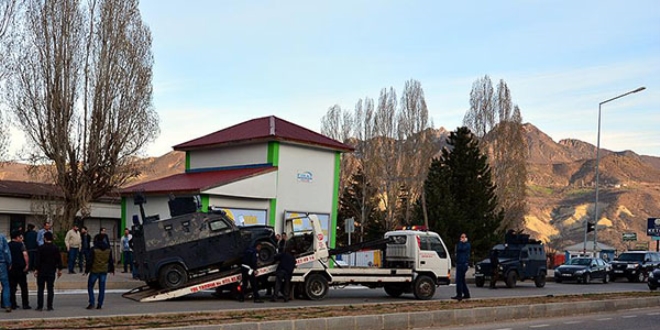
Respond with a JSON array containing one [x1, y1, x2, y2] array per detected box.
[[271, 246, 296, 302], [78, 226, 91, 273], [8, 231, 30, 310], [85, 234, 114, 309], [489, 248, 499, 289], [238, 242, 263, 303], [451, 233, 471, 301], [34, 232, 62, 311], [24, 224, 37, 271]]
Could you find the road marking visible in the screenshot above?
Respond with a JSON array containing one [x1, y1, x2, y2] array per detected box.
[[529, 325, 550, 328], [595, 318, 613, 321], [494, 328, 513, 330], [622, 315, 637, 318], [564, 321, 582, 324], [647, 312, 660, 316]]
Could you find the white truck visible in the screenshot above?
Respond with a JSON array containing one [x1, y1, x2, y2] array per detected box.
[[123, 215, 452, 302]]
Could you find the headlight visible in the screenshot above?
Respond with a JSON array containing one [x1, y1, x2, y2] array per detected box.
[[575, 270, 585, 275], [627, 264, 639, 269], [650, 272, 655, 279], [498, 265, 504, 271], [476, 265, 481, 271]]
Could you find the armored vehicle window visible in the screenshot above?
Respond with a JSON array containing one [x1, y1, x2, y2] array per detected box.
[[421, 235, 447, 258], [209, 219, 231, 232]]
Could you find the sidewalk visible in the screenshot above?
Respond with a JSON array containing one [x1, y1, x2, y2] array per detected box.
[[26, 269, 141, 292]]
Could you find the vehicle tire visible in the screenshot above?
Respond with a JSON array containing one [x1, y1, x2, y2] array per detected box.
[[258, 241, 277, 265], [610, 275, 616, 282], [583, 273, 591, 284], [554, 277, 562, 283], [384, 284, 405, 298], [304, 273, 328, 300], [413, 275, 436, 300], [158, 264, 188, 289], [505, 272, 517, 288], [475, 277, 485, 288], [534, 272, 546, 288], [636, 272, 646, 283], [603, 273, 609, 284]]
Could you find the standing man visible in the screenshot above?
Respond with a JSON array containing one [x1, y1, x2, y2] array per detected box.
[[489, 248, 499, 289], [85, 234, 115, 310], [120, 229, 133, 273], [0, 232, 11, 312], [238, 242, 263, 303], [36, 222, 52, 247], [79, 227, 91, 273], [8, 231, 30, 310], [451, 233, 471, 301], [65, 224, 81, 274], [24, 224, 38, 271], [271, 246, 295, 302], [34, 232, 62, 311]]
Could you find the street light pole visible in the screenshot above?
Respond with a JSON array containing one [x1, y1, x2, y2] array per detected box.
[[585, 87, 646, 255]]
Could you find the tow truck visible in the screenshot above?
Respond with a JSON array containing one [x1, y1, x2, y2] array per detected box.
[[123, 217, 452, 302]]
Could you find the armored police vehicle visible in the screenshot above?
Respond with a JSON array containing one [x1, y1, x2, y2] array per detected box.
[[474, 231, 547, 288]]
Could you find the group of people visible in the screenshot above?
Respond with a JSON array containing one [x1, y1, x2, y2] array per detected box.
[[0, 222, 119, 312], [239, 233, 295, 303]]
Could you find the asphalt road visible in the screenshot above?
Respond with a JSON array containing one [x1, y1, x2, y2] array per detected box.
[[433, 307, 660, 330], [2, 280, 652, 322]]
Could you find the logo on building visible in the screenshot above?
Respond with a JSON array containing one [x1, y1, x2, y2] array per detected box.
[[297, 171, 313, 183]]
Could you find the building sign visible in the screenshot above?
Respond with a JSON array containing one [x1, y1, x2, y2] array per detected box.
[[218, 207, 267, 226], [296, 171, 313, 183], [285, 211, 330, 244], [622, 232, 637, 241], [647, 218, 660, 237]]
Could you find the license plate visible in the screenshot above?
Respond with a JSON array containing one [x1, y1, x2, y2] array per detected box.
[[614, 270, 624, 273], [562, 274, 571, 277]]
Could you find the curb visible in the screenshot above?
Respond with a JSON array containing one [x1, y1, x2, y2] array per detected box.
[[164, 296, 660, 330]]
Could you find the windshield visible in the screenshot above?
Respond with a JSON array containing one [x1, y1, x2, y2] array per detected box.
[[617, 253, 644, 262], [497, 249, 520, 259], [567, 258, 592, 266]]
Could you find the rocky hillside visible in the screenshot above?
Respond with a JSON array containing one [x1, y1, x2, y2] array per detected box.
[[2, 124, 659, 251]]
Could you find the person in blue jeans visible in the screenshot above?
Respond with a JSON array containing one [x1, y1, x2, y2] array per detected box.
[[85, 233, 114, 310], [0, 233, 12, 312], [452, 233, 471, 301]]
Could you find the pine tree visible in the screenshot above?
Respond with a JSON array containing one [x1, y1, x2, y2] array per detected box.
[[418, 127, 503, 262]]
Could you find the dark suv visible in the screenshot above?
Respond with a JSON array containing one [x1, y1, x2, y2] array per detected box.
[[474, 233, 547, 288], [132, 198, 277, 289], [609, 251, 660, 282]]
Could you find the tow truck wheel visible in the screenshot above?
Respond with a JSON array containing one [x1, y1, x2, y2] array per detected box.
[[413, 275, 436, 300], [534, 272, 546, 288], [505, 271, 517, 288], [475, 277, 485, 287], [158, 264, 188, 289], [304, 274, 328, 300], [258, 242, 277, 265], [384, 285, 405, 298]]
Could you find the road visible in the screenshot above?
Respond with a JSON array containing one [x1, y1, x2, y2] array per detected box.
[[433, 307, 660, 330], [1, 280, 651, 321]]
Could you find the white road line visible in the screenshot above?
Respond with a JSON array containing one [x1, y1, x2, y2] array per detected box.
[[648, 312, 660, 316], [564, 321, 582, 324], [529, 325, 550, 328], [622, 315, 638, 318], [494, 328, 513, 330], [595, 318, 613, 321]]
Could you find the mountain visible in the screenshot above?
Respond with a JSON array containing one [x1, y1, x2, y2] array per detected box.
[[2, 124, 659, 251]]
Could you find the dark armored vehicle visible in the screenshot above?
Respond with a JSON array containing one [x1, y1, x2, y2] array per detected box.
[[131, 196, 277, 289], [474, 232, 547, 288]]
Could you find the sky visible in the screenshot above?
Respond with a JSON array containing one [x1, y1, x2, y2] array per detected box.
[[7, 0, 660, 158]]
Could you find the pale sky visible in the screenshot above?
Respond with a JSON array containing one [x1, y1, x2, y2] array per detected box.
[[8, 0, 660, 158]]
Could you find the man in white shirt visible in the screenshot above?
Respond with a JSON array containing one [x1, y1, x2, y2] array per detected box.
[[64, 225, 81, 274], [120, 229, 133, 273]]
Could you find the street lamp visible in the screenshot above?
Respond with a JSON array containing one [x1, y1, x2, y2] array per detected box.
[[584, 87, 646, 255]]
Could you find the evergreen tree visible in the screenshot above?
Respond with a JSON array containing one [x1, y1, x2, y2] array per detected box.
[[417, 127, 503, 262]]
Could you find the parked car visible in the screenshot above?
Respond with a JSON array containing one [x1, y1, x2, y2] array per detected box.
[[554, 257, 610, 284], [609, 251, 660, 282], [649, 267, 660, 291]]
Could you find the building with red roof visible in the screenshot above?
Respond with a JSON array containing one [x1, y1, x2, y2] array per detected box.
[[121, 116, 352, 247]]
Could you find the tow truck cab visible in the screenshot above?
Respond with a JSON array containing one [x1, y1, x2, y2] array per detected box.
[[384, 229, 452, 285]]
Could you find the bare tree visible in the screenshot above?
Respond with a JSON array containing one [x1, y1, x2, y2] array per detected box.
[[397, 79, 434, 226], [4, 0, 159, 231], [463, 76, 528, 231], [0, 0, 19, 160]]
